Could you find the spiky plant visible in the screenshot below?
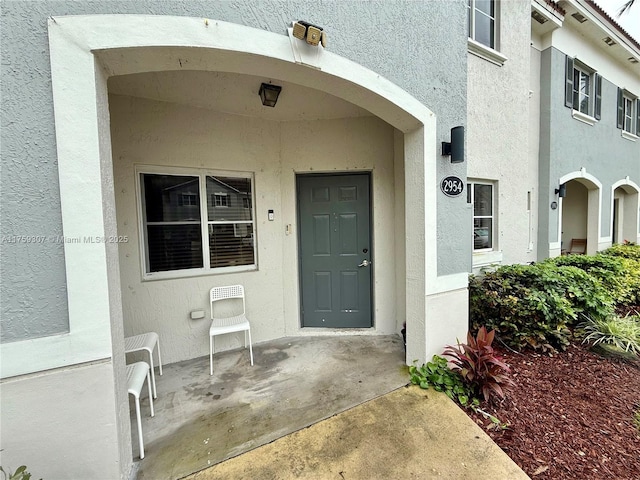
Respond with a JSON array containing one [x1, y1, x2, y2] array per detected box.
[[579, 314, 640, 355], [443, 327, 516, 403]]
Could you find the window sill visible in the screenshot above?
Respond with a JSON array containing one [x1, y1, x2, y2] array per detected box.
[[621, 130, 638, 142], [571, 110, 596, 126], [142, 264, 257, 282], [472, 250, 503, 272], [467, 39, 508, 67]]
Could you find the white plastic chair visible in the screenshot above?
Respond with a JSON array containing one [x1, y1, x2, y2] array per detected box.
[[127, 361, 155, 460], [124, 332, 162, 399], [209, 285, 254, 375]]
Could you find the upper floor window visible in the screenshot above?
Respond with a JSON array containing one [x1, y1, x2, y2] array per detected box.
[[468, 0, 496, 49], [180, 193, 198, 206], [624, 97, 633, 132], [565, 56, 601, 123], [212, 193, 229, 207], [573, 67, 591, 114], [617, 88, 640, 137], [138, 169, 256, 279]]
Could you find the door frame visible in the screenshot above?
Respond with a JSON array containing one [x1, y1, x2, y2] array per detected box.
[[296, 171, 374, 329]]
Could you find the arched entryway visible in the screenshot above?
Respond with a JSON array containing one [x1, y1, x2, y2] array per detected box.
[[611, 180, 640, 245], [558, 171, 601, 255], [43, 15, 469, 477]]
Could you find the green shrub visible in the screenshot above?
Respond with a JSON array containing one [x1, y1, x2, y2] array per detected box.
[[578, 314, 640, 355], [616, 258, 640, 306], [601, 243, 640, 306], [601, 242, 640, 261], [470, 263, 614, 351], [545, 254, 629, 301], [409, 355, 479, 407], [0, 466, 36, 480]]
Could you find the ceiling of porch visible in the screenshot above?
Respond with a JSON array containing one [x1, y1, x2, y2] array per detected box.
[[108, 70, 373, 122]]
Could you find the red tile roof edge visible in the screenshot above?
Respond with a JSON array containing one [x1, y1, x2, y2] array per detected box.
[[538, 0, 566, 16], [584, 0, 640, 51]]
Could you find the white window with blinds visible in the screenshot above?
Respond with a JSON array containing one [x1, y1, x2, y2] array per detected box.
[[137, 166, 256, 279]]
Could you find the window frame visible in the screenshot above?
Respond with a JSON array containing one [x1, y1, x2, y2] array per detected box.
[[466, 0, 507, 66], [572, 65, 591, 115], [623, 96, 633, 133], [212, 192, 229, 208], [467, 0, 497, 50], [136, 165, 257, 281], [565, 57, 601, 124], [617, 88, 640, 139], [180, 192, 198, 206], [468, 181, 496, 252]]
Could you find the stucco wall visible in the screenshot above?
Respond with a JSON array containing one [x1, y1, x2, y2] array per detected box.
[[467, 0, 537, 269], [539, 46, 640, 253], [537, 46, 555, 258], [0, 362, 123, 479], [110, 95, 399, 365], [1, 0, 467, 346], [530, 43, 543, 255]]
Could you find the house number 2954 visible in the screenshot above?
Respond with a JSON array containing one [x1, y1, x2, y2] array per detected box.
[[440, 176, 464, 197]]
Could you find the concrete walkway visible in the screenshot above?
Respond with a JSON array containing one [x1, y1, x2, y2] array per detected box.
[[133, 335, 411, 480], [185, 386, 530, 480]]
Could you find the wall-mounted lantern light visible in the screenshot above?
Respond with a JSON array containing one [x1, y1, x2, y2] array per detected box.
[[555, 183, 567, 198], [441, 126, 465, 163], [259, 83, 282, 107], [292, 20, 327, 47]]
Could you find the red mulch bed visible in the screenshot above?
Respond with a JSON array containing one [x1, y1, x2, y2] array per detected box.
[[466, 343, 640, 479]]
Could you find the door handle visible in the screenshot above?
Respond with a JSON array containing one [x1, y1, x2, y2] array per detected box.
[[358, 259, 371, 267]]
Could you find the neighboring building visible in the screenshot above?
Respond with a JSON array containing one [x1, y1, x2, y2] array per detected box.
[[1, 2, 469, 478], [467, 0, 538, 273], [468, 0, 640, 274], [531, 0, 640, 257]]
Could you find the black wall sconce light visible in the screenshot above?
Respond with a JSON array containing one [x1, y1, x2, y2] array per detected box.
[[441, 126, 465, 163], [259, 83, 282, 107], [292, 20, 327, 47], [555, 183, 567, 198]]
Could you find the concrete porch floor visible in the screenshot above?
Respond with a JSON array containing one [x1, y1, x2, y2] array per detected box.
[[131, 335, 408, 480]]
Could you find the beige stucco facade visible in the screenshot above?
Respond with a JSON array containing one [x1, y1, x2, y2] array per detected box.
[[110, 94, 404, 364], [467, 0, 539, 273]]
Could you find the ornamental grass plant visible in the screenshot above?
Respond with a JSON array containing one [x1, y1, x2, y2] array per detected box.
[[578, 314, 640, 355]]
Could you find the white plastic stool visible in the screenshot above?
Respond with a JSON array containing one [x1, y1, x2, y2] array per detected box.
[[125, 332, 162, 398], [127, 361, 155, 460]]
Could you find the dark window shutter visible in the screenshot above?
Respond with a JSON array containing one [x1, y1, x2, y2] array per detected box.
[[565, 56, 574, 108], [594, 74, 602, 120], [636, 99, 640, 136], [617, 88, 624, 129]]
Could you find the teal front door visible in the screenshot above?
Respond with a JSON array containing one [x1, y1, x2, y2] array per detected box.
[[297, 174, 372, 328]]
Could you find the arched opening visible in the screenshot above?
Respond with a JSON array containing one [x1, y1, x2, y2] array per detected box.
[[107, 68, 405, 362], [39, 15, 463, 477], [612, 182, 640, 245], [559, 175, 601, 255]]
